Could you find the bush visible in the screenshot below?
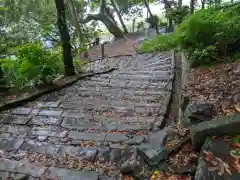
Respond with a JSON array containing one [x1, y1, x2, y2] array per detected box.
[[177, 4, 240, 65], [139, 4, 240, 67], [0, 43, 63, 89], [138, 33, 178, 53]]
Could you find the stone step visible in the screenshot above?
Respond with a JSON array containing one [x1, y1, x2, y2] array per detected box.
[[83, 80, 172, 90], [116, 69, 172, 75], [74, 86, 170, 95], [72, 91, 169, 103], [60, 100, 168, 115], [146, 57, 172, 67], [77, 81, 172, 92], [61, 110, 156, 124], [0, 158, 99, 180], [145, 60, 172, 67], [88, 75, 172, 83]]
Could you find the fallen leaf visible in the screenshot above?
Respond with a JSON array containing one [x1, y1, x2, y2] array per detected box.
[[232, 143, 240, 148], [232, 158, 240, 173], [235, 103, 240, 112], [203, 150, 213, 157], [216, 157, 232, 175], [212, 136, 217, 139]]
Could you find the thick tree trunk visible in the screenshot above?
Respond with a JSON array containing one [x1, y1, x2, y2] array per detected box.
[[143, 0, 159, 34], [84, 14, 123, 39], [55, 0, 75, 76], [110, 0, 128, 34], [68, 0, 83, 44]]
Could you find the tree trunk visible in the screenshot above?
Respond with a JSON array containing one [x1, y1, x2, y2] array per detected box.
[[178, 0, 183, 8], [83, 0, 123, 39], [55, 0, 75, 76], [110, 0, 128, 34], [143, 0, 159, 34], [201, 0, 206, 8], [190, 0, 195, 14], [84, 14, 123, 39], [68, 0, 83, 45]]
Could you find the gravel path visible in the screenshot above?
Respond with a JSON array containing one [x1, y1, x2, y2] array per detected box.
[[0, 52, 174, 179]]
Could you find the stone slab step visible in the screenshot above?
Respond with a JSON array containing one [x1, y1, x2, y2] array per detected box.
[[73, 86, 170, 96], [83, 80, 172, 90], [0, 158, 99, 180], [116, 69, 172, 75], [90, 74, 173, 82], [77, 81, 173, 92], [146, 57, 172, 67], [69, 92, 169, 103]]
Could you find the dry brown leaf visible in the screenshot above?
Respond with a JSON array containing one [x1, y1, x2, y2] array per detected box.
[[232, 143, 240, 148], [234, 103, 240, 112], [233, 158, 240, 173], [203, 150, 213, 157], [216, 157, 232, 175]]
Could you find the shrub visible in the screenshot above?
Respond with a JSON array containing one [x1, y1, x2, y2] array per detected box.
[[139, 4, 240, 67], [0, 43, 63, 89], [176, 4, 240, 65], [138, 33, 178, 53]]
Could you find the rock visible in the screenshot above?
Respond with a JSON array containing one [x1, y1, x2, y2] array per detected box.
[[137, 137, 189, 167], [0, 171, 10, 179], [233, 92, 240, 103], [0, 159, 47, 177], [0, 137, 24, 152], [11, 173, 28, 180], [126, 136, 144, 145], [120, 149, 142, 176], [105, 133, 128, 143], [190, 114, 240, 150], [2, 116, 31, 125], [109, 149, 122, 163], [38, 110, 63, 117], [195, 137, 240, 180], [46, 167, 99, 180], [120, 160, 137, 175], [157, 161, 169, 172], [148, 126, 172, 151], [183, 103, 215, 128], [137, 143, 167, 166]]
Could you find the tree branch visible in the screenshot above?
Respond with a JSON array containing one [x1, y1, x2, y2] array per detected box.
[[82, 14, 104, 24]]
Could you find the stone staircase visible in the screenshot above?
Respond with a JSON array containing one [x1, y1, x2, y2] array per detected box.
[[0, 52, 174, 179]]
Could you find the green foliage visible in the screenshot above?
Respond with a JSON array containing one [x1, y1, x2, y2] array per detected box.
[[138, 34, 178, 53], [136, 21, 144, 30], [0, 43, 63, 89], [177, 4, 240, 65], [166, 6, 190, 24], [139, 4, 240, 67], [73, 58, 89, 75]]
